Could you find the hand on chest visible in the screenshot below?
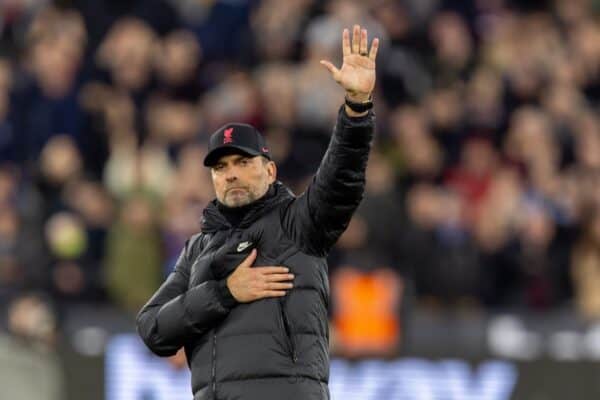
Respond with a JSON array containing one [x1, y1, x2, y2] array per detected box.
[[189, 226, 296, 288]]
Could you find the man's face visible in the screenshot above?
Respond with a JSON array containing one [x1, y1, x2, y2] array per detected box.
[[210, 153, 276, 207]]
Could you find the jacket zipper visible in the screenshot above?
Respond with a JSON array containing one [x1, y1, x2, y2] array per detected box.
[[211, 330, 217, 398], [278, 299, 297, 363], [211, 228, 236, 399]]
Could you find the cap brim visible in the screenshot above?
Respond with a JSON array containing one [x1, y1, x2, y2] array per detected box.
[[203, 145, 264, 167]]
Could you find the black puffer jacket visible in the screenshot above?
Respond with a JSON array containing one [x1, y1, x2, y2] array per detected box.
[[136, 106, 374, 400]]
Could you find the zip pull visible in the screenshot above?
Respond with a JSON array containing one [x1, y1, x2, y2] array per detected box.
[[211, 332, 217, 396]]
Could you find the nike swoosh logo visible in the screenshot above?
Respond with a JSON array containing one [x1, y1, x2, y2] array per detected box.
[[237, 241, 252, 252]]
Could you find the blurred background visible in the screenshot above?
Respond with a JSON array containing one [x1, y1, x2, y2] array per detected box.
[[1, 0, 600, 399]]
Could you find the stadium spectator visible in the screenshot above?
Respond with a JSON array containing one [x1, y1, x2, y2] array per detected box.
[[0, 293, 65, 400]]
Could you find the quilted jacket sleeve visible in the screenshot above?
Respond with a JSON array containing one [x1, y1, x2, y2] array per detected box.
[[136, 234, 236, 357], [282, 105, 374, 256]]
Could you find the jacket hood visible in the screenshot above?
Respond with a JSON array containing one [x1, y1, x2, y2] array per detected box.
[[200, 181, 295, 233]]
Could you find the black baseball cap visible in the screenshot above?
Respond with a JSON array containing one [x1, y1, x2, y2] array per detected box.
[[203, 123, 271, 167]]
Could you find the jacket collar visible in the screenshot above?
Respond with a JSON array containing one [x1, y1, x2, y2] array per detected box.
[[200, 181, 294, 233]]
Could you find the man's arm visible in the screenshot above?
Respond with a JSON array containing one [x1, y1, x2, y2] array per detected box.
[[136, 235, 236, 357], [282, 25, 378, 255], [282, 107, 374, 255]]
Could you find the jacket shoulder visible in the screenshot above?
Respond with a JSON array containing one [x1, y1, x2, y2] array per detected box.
[[186, 232, 208, 260]]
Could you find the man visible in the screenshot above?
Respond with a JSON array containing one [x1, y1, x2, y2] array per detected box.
[[0, 294, 65, 400], [136, 25, 378, 400]]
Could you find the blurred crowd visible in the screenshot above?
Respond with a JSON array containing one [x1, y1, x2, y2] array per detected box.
[[1, 0, 600, 360]]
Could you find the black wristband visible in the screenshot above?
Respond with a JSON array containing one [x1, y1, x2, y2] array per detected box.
[[345, 95, 373, 113]]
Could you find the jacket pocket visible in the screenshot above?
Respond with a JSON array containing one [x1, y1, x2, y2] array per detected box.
[[278, 298, 297, 363], [275, 246, 300, 363]]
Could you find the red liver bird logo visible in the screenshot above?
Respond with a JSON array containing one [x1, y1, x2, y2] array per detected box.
[[223, 128, 234, 144]]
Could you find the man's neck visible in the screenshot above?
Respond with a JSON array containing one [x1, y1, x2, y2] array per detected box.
[[216, 185, 275, 227]]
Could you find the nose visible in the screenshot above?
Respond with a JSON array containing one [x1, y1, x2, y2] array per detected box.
[[224, 170, 238, 183]]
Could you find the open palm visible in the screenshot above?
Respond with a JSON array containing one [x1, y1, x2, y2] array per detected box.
[[321, 25, 379, 100]]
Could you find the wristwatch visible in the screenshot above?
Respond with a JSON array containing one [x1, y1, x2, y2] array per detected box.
[[345, 95, 373, 113]]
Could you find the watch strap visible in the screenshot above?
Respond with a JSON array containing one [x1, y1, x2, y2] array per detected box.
[[345, 95, 373, 113]]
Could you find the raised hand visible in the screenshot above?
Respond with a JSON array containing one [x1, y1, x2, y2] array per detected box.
[[320, 24, 379, 103], [226, 249, 295, 303]]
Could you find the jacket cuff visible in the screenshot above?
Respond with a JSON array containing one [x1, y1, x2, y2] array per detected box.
[[336, 105, 375, 145], [216, 279, 238, 309]]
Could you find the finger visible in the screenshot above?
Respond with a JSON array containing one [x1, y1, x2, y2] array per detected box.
[[319, 60, 341, 81], [342, 28, 350, 57], [260, 290, 287, 298], [352, 24, 360, 54], [369, 37, 380, 61], [239, 249, 257, 268], [360, 28, 368, 55], [265, 273, 295, 282], [268, 282, 294, 290], [255, 266, 290, 274]]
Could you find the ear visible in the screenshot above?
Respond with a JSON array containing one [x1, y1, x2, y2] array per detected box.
[[266, 160, 277, 183]]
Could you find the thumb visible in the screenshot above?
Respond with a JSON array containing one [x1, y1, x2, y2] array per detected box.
[[238, 248, 257, 268], [320, 60, 341, 82]]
